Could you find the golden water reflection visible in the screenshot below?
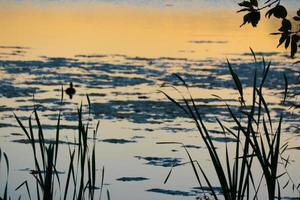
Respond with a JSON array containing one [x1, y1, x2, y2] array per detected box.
[[0, 2, 285, 60]]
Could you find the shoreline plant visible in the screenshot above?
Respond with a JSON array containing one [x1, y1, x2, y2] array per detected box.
[[159, 53, 300, 200], [1, 95, 110, 200]]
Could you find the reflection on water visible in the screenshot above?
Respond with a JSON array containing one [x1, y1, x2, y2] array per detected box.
[[0, 1, 294, 60], [0, 1, 300, 200]]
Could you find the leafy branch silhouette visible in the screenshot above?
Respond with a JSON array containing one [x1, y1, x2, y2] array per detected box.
[[238, 0, 300, 58]]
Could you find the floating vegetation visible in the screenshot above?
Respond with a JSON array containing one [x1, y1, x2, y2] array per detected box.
[[135, 156, 182, 167], [116, 177, 149, 182], [146, 188, 194, 196], [100, 138, 137, 144]]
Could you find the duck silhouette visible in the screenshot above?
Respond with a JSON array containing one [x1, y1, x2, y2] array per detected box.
[[65, 82, 76, 99]]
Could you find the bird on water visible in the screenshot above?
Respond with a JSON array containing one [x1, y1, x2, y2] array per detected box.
[[65, 82, 76, 99]]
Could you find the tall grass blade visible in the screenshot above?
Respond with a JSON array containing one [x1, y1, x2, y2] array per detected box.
[[250, 47, 257, 62], [195, 162, 218, 200], [14, 113, 30, 140], [3, 152, 9, 200], [61, 86, 64, 104], [63, 150, 75, 200], [0, 148, 2, 171], [256, 88, 273, 133], [33, 108, 46, 170], [99, 167, 105, 200], [227, 59, 244, 103], [106, 190, 111, 200], [87, 158, 92, 197], [92, 145, 96, 191], [158, 142, 218, 199], [54, 111, 61, 165], [15, 181, 32, 200], [182, 146, 203, 189], [87, 94, 91, 117], [163, 166, 174, 184], [260, 61, 271, 90], [277, 181, 281, 200], [44, 145, 54, 200], [159, 90, 190, 117]]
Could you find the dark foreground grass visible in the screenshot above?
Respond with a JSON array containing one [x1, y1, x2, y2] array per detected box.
[[1, 95, 110, 200], [0, 148, 9, 200], [159, 54, 300, 200]]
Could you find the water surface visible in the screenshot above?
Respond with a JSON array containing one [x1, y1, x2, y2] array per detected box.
[[0, 1, 300, 199]]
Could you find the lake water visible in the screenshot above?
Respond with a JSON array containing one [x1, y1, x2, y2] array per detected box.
[[0, 0, 300, 199]]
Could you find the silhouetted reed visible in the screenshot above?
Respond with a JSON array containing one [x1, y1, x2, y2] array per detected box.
[[159, 53, 300, 200], [0, 94, 110, 199], [0, 147, 9, 200]]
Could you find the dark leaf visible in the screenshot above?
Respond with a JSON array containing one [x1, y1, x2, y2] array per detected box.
[[239, 1, 252, 8], [237, 8, 251, 13], [291, 34, 300, 58], [279, 19, 292, 32], [273, 5, 287, 18], [266, 5, 287, 19], [241, 11, 260, 27], [265, 8, 274, 18], [293, 16, 300, 21], [277, 34, 287, 48], [293, 34, 300, 43], [250, 11, 261, 27], [285, 36, 290, 49], [250, 0, 258, 7], [241, 12, 252, 27]]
